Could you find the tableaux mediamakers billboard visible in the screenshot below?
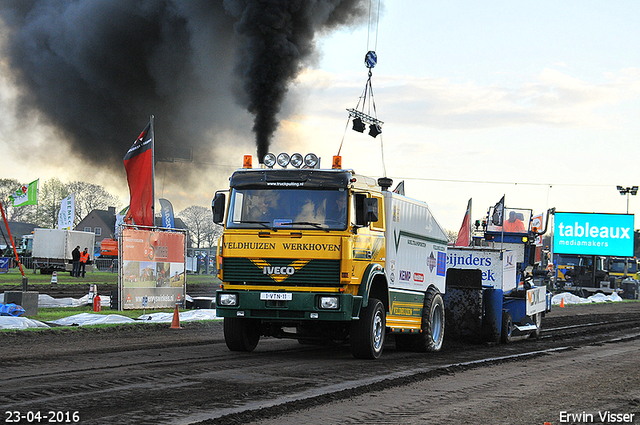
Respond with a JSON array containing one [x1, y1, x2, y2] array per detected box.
[[119, 227, 187, 310], [553, 212, 634, 257]]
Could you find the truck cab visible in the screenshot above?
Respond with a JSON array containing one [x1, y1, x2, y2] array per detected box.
[[212, 154, 448, 359], [555, 253, 613, 296]]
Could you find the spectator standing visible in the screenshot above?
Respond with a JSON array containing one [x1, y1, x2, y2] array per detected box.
[[79, 247, 89, 278], [71, 246, 81, 277]]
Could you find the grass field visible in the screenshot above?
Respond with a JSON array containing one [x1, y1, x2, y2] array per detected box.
[[29, 305, 178, 321], [1, 269, 221, 329], [0, 269, 220, 286], [0, 304, 218, 332]]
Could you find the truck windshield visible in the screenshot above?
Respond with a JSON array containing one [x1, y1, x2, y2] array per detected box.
[[609, 260, 626, 273], [226, 188, 348, 231], [557, 255, 579, 266], [610, 259, 637, 273]]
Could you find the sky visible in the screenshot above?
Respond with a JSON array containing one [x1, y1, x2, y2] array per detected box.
[[1, 0, 639, 232]]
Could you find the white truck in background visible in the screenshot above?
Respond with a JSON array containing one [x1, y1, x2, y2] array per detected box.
[[32, 229, 95, 275]]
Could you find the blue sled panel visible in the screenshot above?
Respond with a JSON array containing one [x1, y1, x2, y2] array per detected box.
[[503, 298, 527, 323], [482, 288, 503, 343]]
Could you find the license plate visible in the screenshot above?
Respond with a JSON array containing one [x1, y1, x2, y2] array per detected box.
[[260, 292, 292, 301]]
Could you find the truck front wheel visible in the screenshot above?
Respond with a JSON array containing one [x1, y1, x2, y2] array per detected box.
[[223, 317, 261, 352], [350, 298, 385, 359]]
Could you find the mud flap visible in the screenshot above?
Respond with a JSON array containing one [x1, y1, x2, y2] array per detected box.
[[444, 268, 483, 343]]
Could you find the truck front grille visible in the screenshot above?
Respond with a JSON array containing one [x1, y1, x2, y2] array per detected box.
[[223, 258, 340, 287]]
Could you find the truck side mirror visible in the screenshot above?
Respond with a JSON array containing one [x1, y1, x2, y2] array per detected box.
[[212, 193, 226, 224], [365, 198, 378, 223], [355, 195, 379, 227]]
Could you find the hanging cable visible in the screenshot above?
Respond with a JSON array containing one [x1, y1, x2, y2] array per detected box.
[[373, 0, 381, 52], [338, 0, 386, 175], [366, 0, 381, 53]]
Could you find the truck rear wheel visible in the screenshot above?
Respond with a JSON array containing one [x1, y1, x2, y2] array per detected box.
[[350, 298, 385, 359], [223, 317, 260, 352], [395, 288, 445, 352], [422, 288, 445, 351]]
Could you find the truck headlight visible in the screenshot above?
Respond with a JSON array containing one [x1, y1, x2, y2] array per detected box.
[[319, 296, 339, 309], [218, 293, 238, 306]]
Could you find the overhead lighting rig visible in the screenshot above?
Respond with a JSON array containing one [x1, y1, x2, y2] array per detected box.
[[347, 108, 384, 138]]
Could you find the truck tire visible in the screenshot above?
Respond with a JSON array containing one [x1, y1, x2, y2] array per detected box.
[[422, 288, 445, 351], [350, 298, 385, 359], [501, 311, 514, 343], [223, 317, 260, 352], [395, 287, 445, 352]]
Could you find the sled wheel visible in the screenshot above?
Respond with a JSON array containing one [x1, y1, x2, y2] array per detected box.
[[501, 311, 514, 343], [530, 313, 542, 339]]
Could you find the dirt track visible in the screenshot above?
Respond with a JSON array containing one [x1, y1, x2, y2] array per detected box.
[[1, 302, 639, 425]]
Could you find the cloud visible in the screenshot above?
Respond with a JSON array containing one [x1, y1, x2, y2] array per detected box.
[[293, 66, 640, 132]]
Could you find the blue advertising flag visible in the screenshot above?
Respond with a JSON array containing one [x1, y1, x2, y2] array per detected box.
[[159, 198, 175, 229]]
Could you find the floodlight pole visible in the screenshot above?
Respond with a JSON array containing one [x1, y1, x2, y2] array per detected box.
[[627, 193, 630, 215], [617, 185, 638, 214]]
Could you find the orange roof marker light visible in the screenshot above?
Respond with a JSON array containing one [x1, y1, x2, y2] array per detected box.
[[243, 155, 252, 168], [332, 155, 342, 169]]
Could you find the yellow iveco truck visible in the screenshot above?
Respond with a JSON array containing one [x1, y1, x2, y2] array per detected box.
[[212, 153, 449, 359]]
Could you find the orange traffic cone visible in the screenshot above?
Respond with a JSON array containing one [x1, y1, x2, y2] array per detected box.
[[560, 297, 565, 308], [170, 304, 183, 329]]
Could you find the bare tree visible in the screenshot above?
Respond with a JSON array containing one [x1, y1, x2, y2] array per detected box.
[[37, 178, 69, 228], [445, 229, 458, 245], [0, 178, 121, 229], [204, 222, 224, 248], [66, 181, 121, 226], [178, 205, 219, 249]]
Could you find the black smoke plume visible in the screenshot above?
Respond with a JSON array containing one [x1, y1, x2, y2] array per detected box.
[[223, 0, 368, 161], [0, 0, 367, 171]]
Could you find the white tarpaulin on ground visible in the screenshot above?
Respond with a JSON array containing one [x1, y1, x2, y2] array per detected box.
[[0, 316, 49, 329], [37, 294, 88, 308], [552, 292, 623, 305], [138, 309, 217, 322], [49, 313, 136, 326]]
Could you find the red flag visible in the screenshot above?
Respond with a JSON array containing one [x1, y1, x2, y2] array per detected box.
[[454, 198, 472, 247], [123, 120, 154, 226]]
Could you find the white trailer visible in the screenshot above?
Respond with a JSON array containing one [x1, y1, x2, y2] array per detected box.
[[384, 192, 448, 295], [32, 229, 95, 274]]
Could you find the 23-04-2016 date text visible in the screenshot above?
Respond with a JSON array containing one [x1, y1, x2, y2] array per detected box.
[[4, 411, 80, 423]]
